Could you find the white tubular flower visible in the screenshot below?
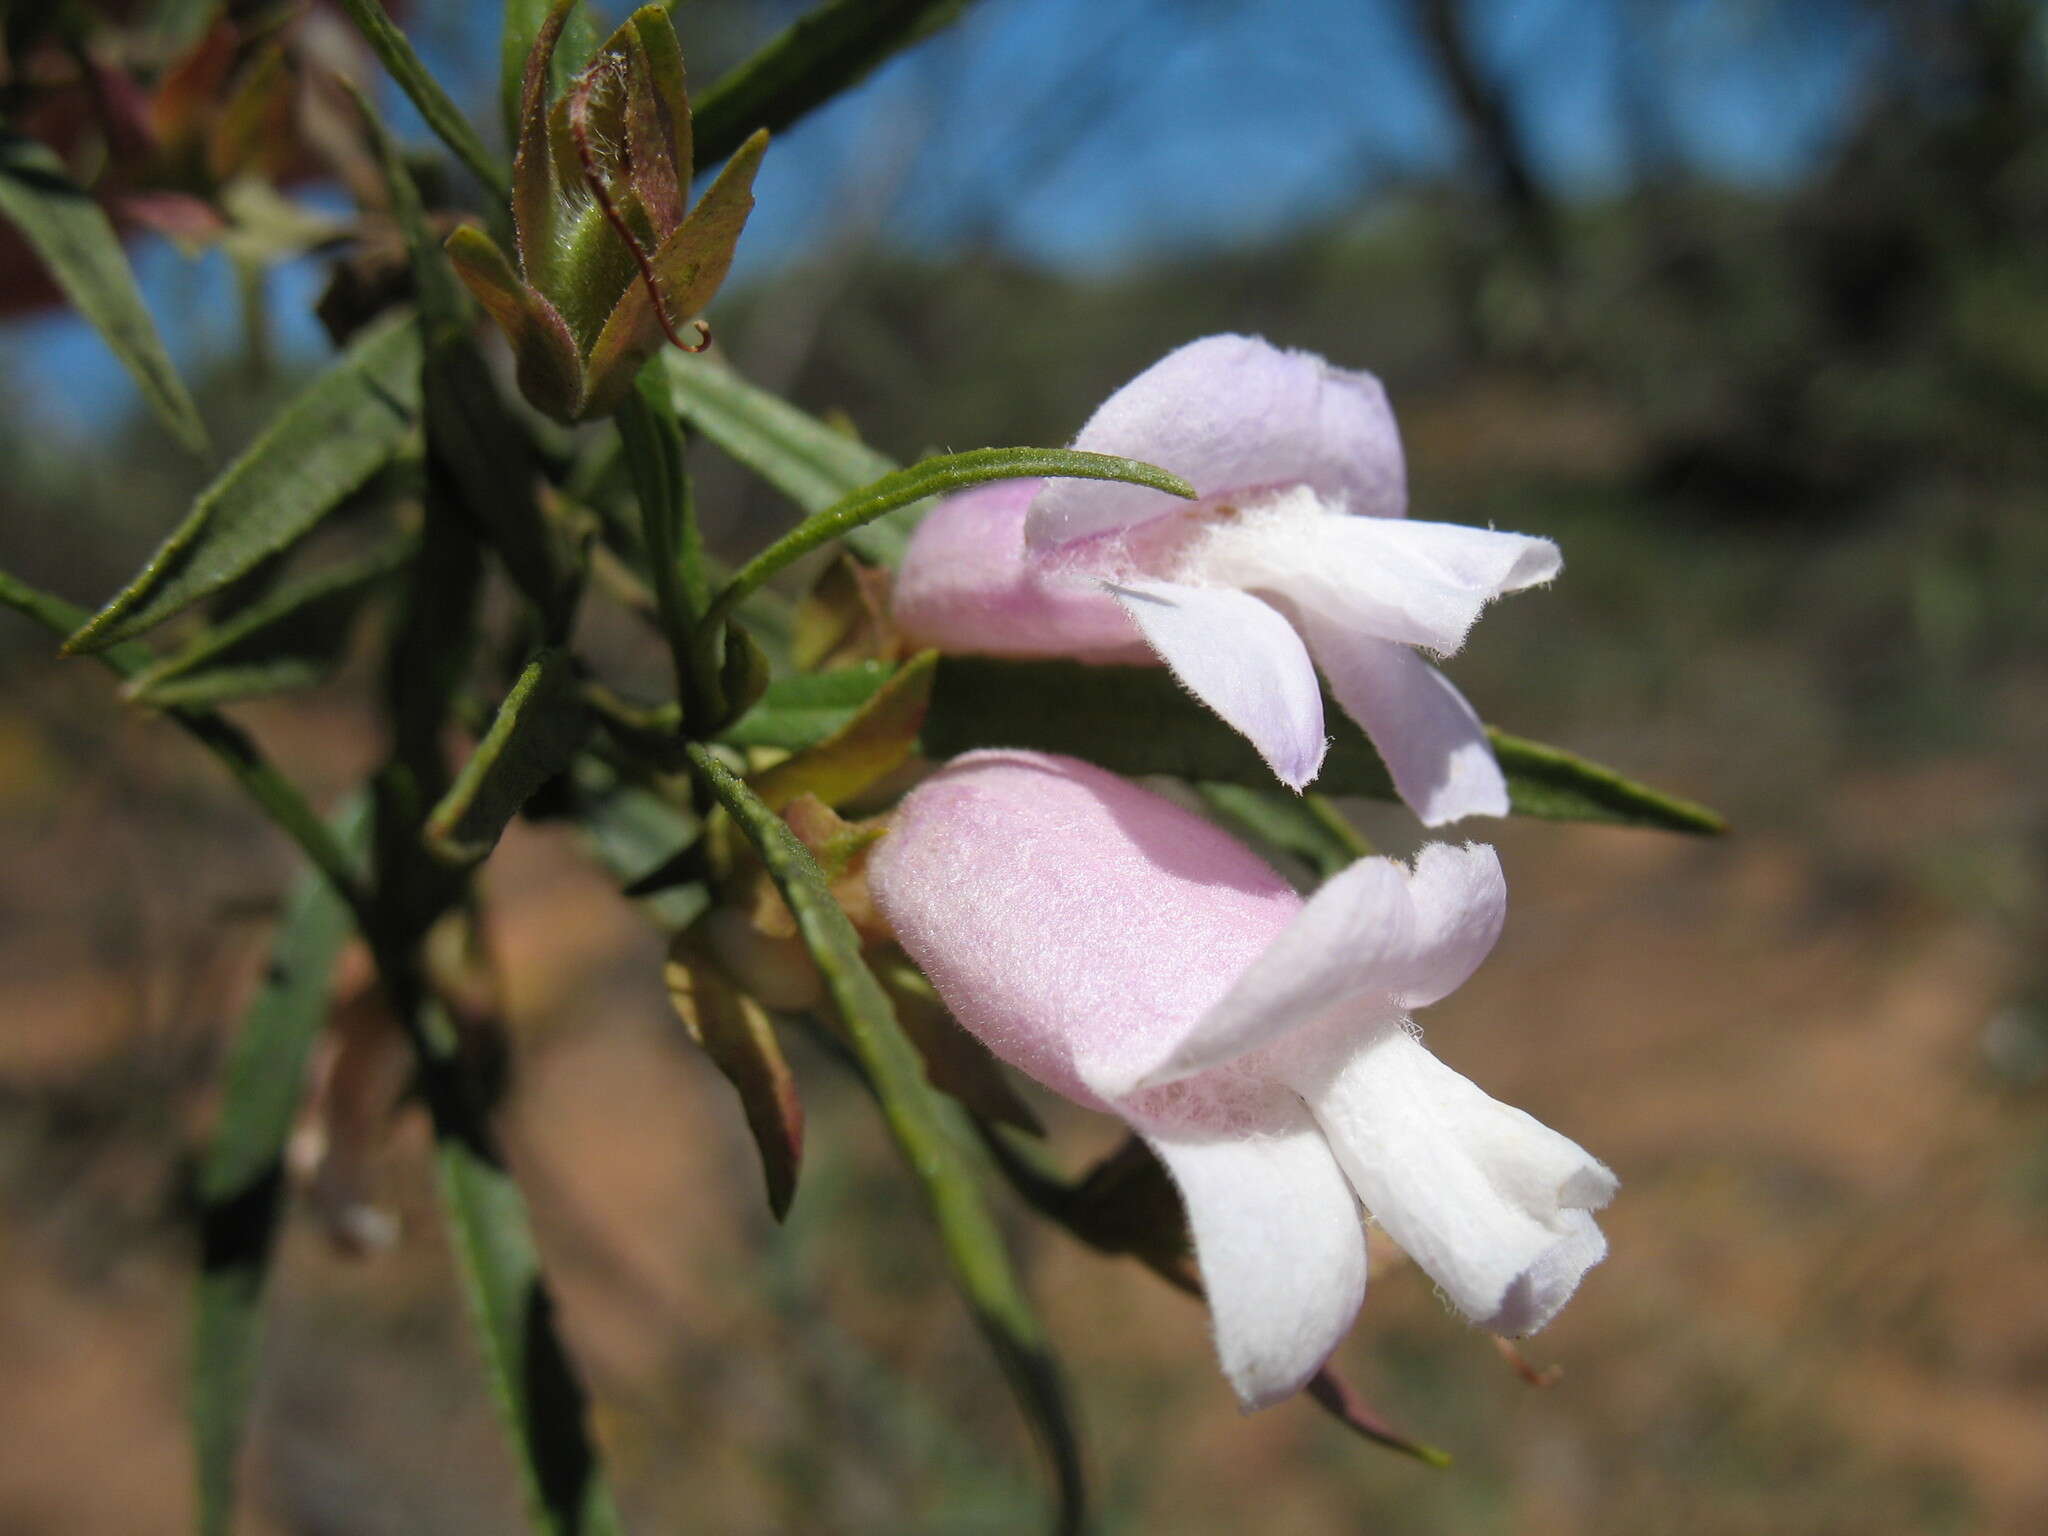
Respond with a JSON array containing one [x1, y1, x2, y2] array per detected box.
[[892, 335, 1561, 823], [869, 750, 1615, 1408]]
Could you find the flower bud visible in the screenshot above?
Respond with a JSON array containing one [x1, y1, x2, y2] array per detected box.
[[447, 3, 767, 421]]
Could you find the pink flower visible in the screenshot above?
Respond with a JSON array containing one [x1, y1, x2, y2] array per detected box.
[[869, 750, 1614, 1408], [892, 336, 1561, 824]]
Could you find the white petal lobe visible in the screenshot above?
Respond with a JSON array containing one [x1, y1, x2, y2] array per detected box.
[[1300, 620, 1508, 825], [1137, 1094, 1369, 1409], [1109, 579, 1328, 790], [1288, 1028, 1613, 1335]]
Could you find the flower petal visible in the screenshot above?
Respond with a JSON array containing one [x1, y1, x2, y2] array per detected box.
[[1136, 1091, 1368, 1409], [893, 479, 1147, 658], [1388, 842, 1507, 1009], [1113, 855, 1414, 1093], [1202, 509, 1559, 656], [1026, 335, 1406, 550], [1297, 619, 1508, 826], [1108, 579, 1327, 790], [1289, 1027, 1614, 1335], [868, 751, 1301, 1107]]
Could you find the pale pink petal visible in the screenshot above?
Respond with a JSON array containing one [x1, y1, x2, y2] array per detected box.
[[1288, 1027, 1614, 1334], [1298, 618, 1508, 826], [868, 751, 1301, 1107], [1197, 509, 1559, 657], [1109, 855, 1414, 1094], [1388, 843, 1508, 1009], [892, 478, 1147, 658], [1026, 335, 1406, 551], [1108, 579, 1327, 791], [1136, 1091, 1368, 1408]]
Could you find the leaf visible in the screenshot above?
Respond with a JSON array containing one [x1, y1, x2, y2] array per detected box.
[[192, 800, 368, 1536], [570, 757, 708, 932], [0, 131, 208, 453], [665, 942, 804, 1219], [340, 0, 509, 201], [662, 350, 903, 557], [434, 1106, 626, 1536], [1196, 784, 1369, 884], [124, 539, 412, 708], [707, 447, 1196, 623], [501, 0, 605, 148], [64, 312, 424, 652], [616, 365, 708, 693], [792, 553, 894, 669], [687, 744, 1085, 1532], [1488, 728, 1726, 832], [921, 658, 1726, 835], [425, 650, 588, 865], [750, 649, 936, 811], [716, 660, 898, 750], [692, 0, 973, 171], [3, 565, 371, 914]]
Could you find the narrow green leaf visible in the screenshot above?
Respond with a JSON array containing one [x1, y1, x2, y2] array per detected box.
[[192, 800, 368, 1536], [1488, 728, 1726, 833], [687, 744, 1084, 1532], [617, 366, 710, 698], [716, 659, 898, 750], [692, 0, 974, 170], [706, 447, 1195, 626], [4, 565, 372, 917], [662, 351, 904, 558], [340, 0, 510, 202], [425, 650, 588, 865], [64, 312, 424, 652], [125, 539, 412, 708], [571, 757, 707, 931], [1196, 784, 1369, 883], [435, 1106, 626, 1536], [917, 658, 1727, 835], [0, 130, 208, 453]]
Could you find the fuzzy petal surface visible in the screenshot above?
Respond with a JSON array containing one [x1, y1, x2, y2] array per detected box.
[[1109, 579, 1327, 790], [892, 479, 1145, 658], [1026, 335, 1407, 551], [868, 751, 1300, 1106], [1135, 1087, 1368, 1408], [1300, 617, 1509, 825], [1290, 1027, 1615, 1335], [1113, 855, 1414, 1093]]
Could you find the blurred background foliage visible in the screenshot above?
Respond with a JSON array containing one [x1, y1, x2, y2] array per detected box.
[[2, 0, 2046, 1532]]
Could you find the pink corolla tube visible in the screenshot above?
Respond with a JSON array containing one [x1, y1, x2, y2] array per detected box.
[[892, 335, 1561, 823], [869, 750, 1614, 1409]]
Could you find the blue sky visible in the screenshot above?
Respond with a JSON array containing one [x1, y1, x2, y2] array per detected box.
[[0, 0, 1878, 439]]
